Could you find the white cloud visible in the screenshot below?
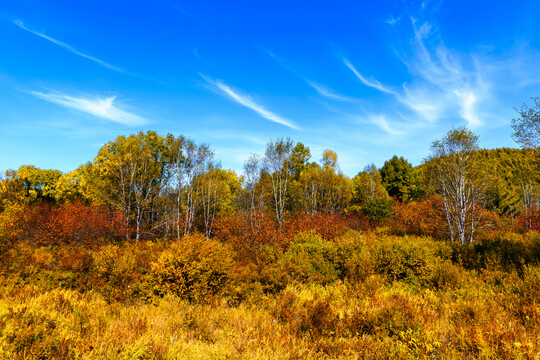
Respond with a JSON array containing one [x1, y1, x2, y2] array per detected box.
[[265, 50, 356, 102], [30, 91, 147, 126], [395, 19, 486, 127], [386, 15, 400, 25], [399, 84, 446, 122], [14, 20, 123, 72], [343, 58, 397, 95], [343, 18, 490, 128], [368, 114, 406, 135], [455, 91, 481, 128], [304, 80, 357, 102], [201, 75, 301, 130]]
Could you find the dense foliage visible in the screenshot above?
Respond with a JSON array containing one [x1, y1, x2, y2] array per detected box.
[[1, 125, 540, 358]]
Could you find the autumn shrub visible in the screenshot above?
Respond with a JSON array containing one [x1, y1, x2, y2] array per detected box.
[[391, 196, 447, 238], [0, 202, 124, 246], [272, 289, 338, 338], [0, 306, 73, 359], [228, 247, 289, 304], [214, 212, 279, 262], [334, 231, 373, 283], [0, 204, 24, 264], [281, 212, 366, 241], [92, 244, 141, 301], [451, 232, 540, 273], [280, 232, 342, 284], [372, 236, 450, 284], [150, 233, 234, 302], [508, 265, 540, 328], [347, 293, 422, 338], [255, 245, 289, 293], [56, 246, 94, 273], [429, 259, 465, 289], [516, 205, 540, 232]]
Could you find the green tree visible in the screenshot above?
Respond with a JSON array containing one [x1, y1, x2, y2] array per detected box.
[[299, 150, 352, 214], [289, 142, 311, 180], [321, 149, 337, 171], [242, 154, 265, 229], [195, 167, 240, 238], [380, 156, 420, 201]]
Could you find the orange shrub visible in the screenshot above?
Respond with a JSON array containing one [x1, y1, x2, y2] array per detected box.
[[392, 196, 447, 238], [214, 212, 279, 262], [215, 211, 368, 263], [392, 196, 504, 241], [516, 205, 540, 232], [281, 212, 368, 241]]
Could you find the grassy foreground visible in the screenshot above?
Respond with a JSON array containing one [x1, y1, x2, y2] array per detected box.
[[0, 231, 539, 359]]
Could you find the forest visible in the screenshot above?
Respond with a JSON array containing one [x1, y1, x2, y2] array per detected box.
[[0, 118, 540, 358]]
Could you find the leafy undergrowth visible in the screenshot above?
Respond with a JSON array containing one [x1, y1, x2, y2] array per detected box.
[[0, 230, 539, 359]]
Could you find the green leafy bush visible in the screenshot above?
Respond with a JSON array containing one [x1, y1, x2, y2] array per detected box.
[[362, 198, 395, 223]]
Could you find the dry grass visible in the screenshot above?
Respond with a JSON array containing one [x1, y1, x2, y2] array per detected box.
[[0, 231, 539, 359]]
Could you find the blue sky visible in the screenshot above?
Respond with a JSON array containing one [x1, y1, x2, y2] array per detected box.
[[1, 0, 540, 177]]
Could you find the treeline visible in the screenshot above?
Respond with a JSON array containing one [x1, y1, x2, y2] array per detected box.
[[1, 125, 540, 358], [1, 128, 539, 246]]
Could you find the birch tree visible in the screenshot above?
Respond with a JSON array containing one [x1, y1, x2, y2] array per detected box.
[[352, 164, 387, 204], [427, 127, 487, 244], [182, 143, 214, 236], [264, 137, 294, 227], [198, 165, 221, 239], [90, 131, 170, 240], [243, 154, 264, 229], [512, 97, 540, 150]]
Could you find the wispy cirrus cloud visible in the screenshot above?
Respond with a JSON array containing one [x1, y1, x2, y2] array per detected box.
[[201, 74, 301, 130], [266, 50, 356, 102], [343, 59, 397, 95], [14, 20, 123, 72], [304, 80, 357, 102], [368, 114, 406, 135], [397, 19, 488, 127], [29, 90, 147, 126], [342, 18, 490, 128]]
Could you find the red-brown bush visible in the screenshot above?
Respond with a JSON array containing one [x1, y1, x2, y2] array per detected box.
[[0, 202, 125, 246], [392, 196, 447, 238], [214, 211, 368, 262], [516, 205, 540, 232]]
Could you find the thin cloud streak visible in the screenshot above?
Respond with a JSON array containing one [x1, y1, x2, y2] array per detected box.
[[266, 50, 356, 102], [343, 59, 396, 95], [29, 90, 147, 126], [14, 20, 123, 72], [201, 74, 301, 130], [304, 80, 357, 102], [368, 115, 406, 135]]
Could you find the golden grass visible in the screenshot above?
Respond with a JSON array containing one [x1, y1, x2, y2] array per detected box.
[[0, 232, 539, 359]]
